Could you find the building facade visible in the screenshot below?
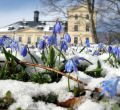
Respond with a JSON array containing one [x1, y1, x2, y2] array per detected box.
[[0, 5, 96, 45], [68, 5, 96, 44]]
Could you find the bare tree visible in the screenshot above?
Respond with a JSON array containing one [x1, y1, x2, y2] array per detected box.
[[40, 0, 98, 43], [97, 0, 120, 32], [39, 0, 120, 44], [86, 0, 98, 43], [96, 0, 120, 44]]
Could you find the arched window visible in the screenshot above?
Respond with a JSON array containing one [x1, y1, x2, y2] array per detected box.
[[75, 14, 78, 20], [86, 23, 90, 32], [86, 14, 89, 20], [27, 36, 31, 44], [74, 25, 78, 31]]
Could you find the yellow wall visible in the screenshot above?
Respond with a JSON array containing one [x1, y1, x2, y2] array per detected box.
[[0, 28, 65, 45], [68, 5, 96, 44]]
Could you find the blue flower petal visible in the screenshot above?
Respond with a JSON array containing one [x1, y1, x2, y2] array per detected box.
[[60, 40, 68, 52], [64, 33, 71, 43], [100, 77, 119, 97], [53, 21, 62, 34], [21, 45, 27, 57], [65, 59, 78, 73], [85, 38, 90, 47], [38, 40, 46, 50]]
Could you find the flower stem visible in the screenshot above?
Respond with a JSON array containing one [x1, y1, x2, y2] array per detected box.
[[68, 73, 71, 92], [27, 47, 37, 73], [77, 76, 79, 88]]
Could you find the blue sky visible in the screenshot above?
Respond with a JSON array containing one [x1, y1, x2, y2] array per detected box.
[[0, 0, 36, 27], [0, 0, 57, 27]]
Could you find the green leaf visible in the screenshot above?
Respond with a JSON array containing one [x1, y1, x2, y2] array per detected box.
[[53, 46, 66, 61], [27, 47, 38, 63], [5, 91, 12, 99], [79, 46, 86, 53], [97, 60, 101, 68], [0, 62, 8, 79], [85, 60, 103, 78], [46, 46, 56, 68], [2, 47, 10, 61], [112, 104, 120, 110], [41, 51, 47, 64], [16, 107, 22, 110]]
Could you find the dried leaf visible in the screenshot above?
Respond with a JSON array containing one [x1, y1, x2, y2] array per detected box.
[[57, 96, 85, 108]]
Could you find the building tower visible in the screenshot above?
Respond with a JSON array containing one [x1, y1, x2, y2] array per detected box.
[[34, 10, 39, 22]]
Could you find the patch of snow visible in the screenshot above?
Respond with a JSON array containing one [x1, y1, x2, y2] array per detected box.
[[76, 99, 104, 110]]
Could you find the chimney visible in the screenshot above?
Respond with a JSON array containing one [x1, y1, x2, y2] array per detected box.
[[34, 10, 39, 22]]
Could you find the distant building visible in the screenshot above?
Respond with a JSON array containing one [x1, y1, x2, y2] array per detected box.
[[0, 11, 67, 45], [0, 5, 96, 45], [67, 5, 96, 44]]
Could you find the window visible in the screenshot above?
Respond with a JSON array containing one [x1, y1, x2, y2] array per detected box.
[[14, 37, 19, 41], [37, 36, 40, 42], [74, 25, 78, 31], [27, 37, 31, 44], [42, 22, 46, 25], [86, 23, 90, 32], [18, 26, 24, 30], [74, 37, 78, 44], [49, 27, 53, 30], [8, 26, 15, 30], [75, 14, 78, 20], [86, 14, 89, 20], [64, 26, 67, 32], [37, 27, 44, 30], [19, 37, 22, 42]]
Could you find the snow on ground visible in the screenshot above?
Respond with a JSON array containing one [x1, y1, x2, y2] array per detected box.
[[0, 76, 76, 110], [76, 99, 104, 110], [0, 44, 120, 110]]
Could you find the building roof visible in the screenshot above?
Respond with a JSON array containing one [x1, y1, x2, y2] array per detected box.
[[0, 20, 67, 33]]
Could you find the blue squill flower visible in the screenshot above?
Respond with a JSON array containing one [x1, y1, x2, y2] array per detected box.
[[65, 59, 78, 73], [0, 37, 4, 46], [10, 41, 19, 51], [60, 40, 68, 52], [108, 45, 112, 53], [53, 21, 62, 34], [1, 35, 12, 48], [64, 33, 71, 43], [21, 45, 27, 57], [38, 40, 46, 50], [100, 77, 119, 97], [85, 38, 90, 47], [113, 47, 119, 55], [98, 43, 104, 51], [0, 35, 10, 46], [47, 35, 57, 46], [43, 36, 48, 40], [2, 35, 9, 41], [72, 56, 85, 65], [111, 47, 120, 62], [72, 56, 93, 65], [93, 51, 100, 56]]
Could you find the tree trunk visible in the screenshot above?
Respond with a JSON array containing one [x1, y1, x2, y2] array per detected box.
[[86, 0, 99, 43]]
